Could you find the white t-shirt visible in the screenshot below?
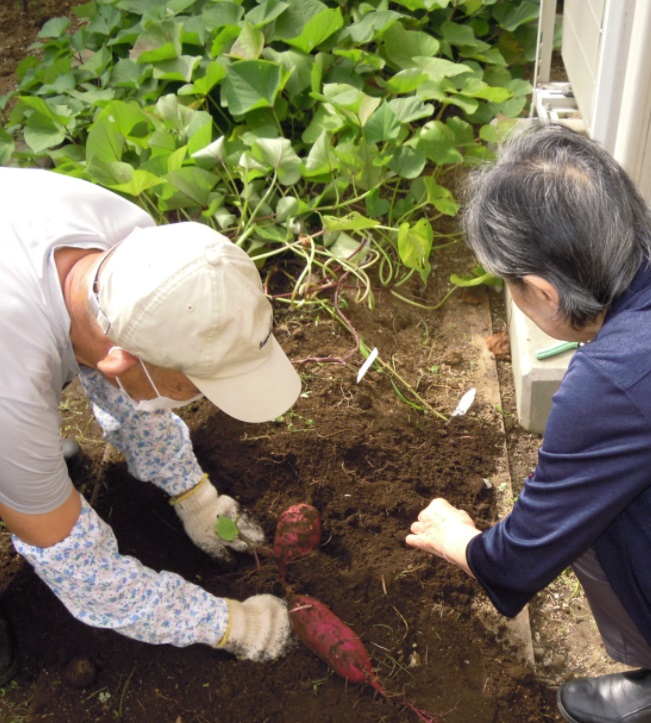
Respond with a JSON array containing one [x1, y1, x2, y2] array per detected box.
[[0, 168, 154, 513]]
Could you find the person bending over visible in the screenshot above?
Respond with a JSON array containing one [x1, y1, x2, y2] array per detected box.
[[0, 167, 303, 682]]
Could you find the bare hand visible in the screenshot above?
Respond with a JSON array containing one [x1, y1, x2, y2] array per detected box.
[[406, 498, 481, 577]]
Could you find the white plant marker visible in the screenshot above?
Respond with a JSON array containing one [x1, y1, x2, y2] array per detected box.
[[357, 347, 379, 384], [451, 387, 476, 417]]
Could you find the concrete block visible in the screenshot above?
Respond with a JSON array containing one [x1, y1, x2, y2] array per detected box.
[[506, 289, 576, 434]]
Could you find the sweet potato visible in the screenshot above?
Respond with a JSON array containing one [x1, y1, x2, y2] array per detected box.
[[273, 503, 321, 572], [287, 591, 438, 722]]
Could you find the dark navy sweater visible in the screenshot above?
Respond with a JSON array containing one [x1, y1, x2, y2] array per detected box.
[[467, 262, 651, 645]]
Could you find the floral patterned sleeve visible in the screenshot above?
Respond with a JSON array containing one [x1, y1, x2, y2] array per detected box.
[[13, 496, 229, 646], [78, 367, 202, 497]]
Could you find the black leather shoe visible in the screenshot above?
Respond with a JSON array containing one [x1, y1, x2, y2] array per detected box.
[[558, 669, 651, 722], [0, 609, 18, 687], [61, 438, 81, 466]]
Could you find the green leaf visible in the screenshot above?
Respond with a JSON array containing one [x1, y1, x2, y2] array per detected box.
[[163, 167, 220, 208], [420, 177, 460, 216], [302, 103, 345, 143], [413, 57, 474, 83], [215, 515, 239, 542], [332, 48, 385, 74], [222, 60, 284, 116], [380, 23, 440, 70], [389, 146, 426, 179], [276, 195, 310, 223], [253, 225, 288, 243], [388, 97, 434, 125], [303, 131, 337, 177], [202, 2, 245, 31], [86, 159, 136, 187], [38, 17, 71, 38], [246, 0, 289, 28], [229, 22, 265, 60], [317, 83, 381, 127], [179, 60, 227, 97], [415, 122, 464, 165], [364, 103, 400, 144], [322, 211, 380, 232], [153, 94, 205, 142], [153, 55, 202, 82], [0, 127, 15, 165], [354, 141, 383, 191], [186, 117, 213, 156], [492, 1, 540, 32], [262, 48, 313, 98], [22, 116, 65, 153], [40, 73, 77, 97], [384, 68, 429, 94], [107, 168, 164, 196], [392, 0, 452, 8], [99, 100, 151, 140], [468, 47, 508, 67], [130, 20, 182, 63], [191, 136, 226, 167], [111, 59, 150, 89], [479, 117, 520, 144], [365, 187, 390, 218], [209, 24, 241, 58], [86, 116, 125, 163], [445, 116, 474, 146], [398, 218, 433, 275], [347, 10, 401, 44], [15, 96, 71, 126], [273, 0, 329, 40], [284, 7, 344, 53], [459, 77, 512, 102], [329, 232, 369, 265], [440, 20, 483, 48], [77, 47, 113, 78], [251, 137, 302, 185], [445, 93, 480, 115]]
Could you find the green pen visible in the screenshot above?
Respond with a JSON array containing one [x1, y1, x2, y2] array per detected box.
[[535, 341, 582, 360]]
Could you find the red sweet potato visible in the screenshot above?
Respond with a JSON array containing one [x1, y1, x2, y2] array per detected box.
[[287, 591, 438, 722], [273, 503, 321, 568]]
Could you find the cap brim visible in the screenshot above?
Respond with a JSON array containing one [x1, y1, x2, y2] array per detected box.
[[187, 335, 301, 423]]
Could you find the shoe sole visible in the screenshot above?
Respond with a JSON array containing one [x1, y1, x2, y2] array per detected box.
[[557, 688, 582, 723]]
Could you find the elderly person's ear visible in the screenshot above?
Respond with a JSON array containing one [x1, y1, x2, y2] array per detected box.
[[522, 275, 560, 307], [97, 346, 139, 379]]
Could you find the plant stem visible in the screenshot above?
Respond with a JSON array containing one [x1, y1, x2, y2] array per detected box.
[[371, 354, 447, 421]]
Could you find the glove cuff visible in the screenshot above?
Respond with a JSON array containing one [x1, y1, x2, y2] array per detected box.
[[216, 596, 292, 661], [170, 473, 210, 507], [217, 598, 235, 648]]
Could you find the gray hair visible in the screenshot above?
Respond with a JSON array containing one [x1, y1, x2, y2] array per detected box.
[[462, 122, 651, 329]]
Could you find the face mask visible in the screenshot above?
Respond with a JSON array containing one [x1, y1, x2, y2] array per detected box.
[[110, 347, 204, 412]]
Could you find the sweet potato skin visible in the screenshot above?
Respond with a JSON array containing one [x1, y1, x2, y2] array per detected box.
[[273, 504, 322, 565], [287, 591, 438, 722], [287, 591, 382, 689]]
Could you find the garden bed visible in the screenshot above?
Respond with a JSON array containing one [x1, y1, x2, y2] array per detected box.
[[2, 242, 562, 722]]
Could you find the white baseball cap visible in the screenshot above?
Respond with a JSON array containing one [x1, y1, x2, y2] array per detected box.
[[89, 222, 301, 423]]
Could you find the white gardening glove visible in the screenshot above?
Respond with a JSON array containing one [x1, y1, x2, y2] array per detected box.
[[218, 595, 294, 662], [171, 475, 265, 564]]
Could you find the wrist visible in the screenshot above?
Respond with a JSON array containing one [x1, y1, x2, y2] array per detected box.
[[170, 473, 209, 507], [446, 526, 481, 577]]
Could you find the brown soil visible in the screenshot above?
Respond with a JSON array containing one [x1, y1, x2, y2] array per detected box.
[[0, 3, 624, 722]]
